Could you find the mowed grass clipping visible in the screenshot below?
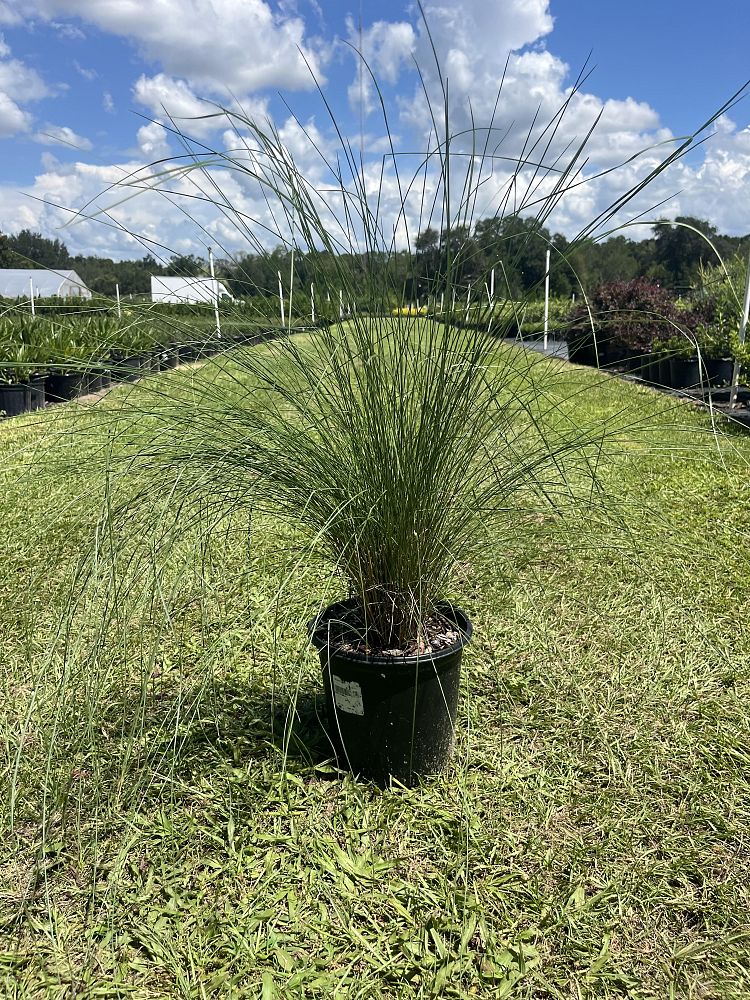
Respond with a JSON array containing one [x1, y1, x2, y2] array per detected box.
[[0, 338, 749, 999]]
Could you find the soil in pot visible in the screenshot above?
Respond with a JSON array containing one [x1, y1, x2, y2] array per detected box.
[[309, 598, 472, 786]]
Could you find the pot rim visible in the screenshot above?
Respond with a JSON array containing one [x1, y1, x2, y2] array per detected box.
[[308, 597, 472, 666]]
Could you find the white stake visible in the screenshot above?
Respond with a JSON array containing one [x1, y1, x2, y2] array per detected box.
[[277, 270, 285, 326], [465, 283, 471, 322], [339, 289, 343, 320], [29, 278, 35, 317], [543, 248, 551, 351], [490, 267, 495, 307], [115, 283, 122, 319], [288, 248, 294, 331], [729, 245, 750, 410], [208, 247, 222, 339], [440, 292, 444, 313], [310, 283, 315, 324]]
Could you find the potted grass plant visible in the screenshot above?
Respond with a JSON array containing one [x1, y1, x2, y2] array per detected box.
[[91, 30, 745, 785]]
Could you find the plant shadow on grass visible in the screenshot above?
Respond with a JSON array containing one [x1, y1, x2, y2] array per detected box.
[[149, 676, 338, 773]]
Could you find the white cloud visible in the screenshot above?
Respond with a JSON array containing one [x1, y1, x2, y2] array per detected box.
[[0, 2, 21, 24], [73, 59, 96, 80], [15, 0, 324, 93], [33, 123, 92, 149], [3, 99, 750, 270], [346, 18, 415, 115], [2, 0, 749, 259], [102, 91, 114, 113], [0, 32, 51, 137], [133, 73, 270, 141], [50, 19, 84, 39], [0, 39, 50, 102], [351, 0, 750, 241], [0, 90, 29, 135], [136, 120, 169, 159], [133, 74, 223, 138]]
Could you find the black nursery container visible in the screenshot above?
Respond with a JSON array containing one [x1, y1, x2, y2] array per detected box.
[[0, 384, 29, 417], [669, 357, 701, 390], [704, 358, 734, 388], [45, 371, 87, 402], [87, 368, 112, 393], [309, 599, 472, 785], [27, 376, 46, 410], [112, 354, 146, 382]]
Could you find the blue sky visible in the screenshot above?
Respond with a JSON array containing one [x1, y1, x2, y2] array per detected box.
[[0, 0, 748, 260]]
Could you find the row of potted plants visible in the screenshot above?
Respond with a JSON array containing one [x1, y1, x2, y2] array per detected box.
[[565, 277, 747, 390], [0, 314, 281, 418]]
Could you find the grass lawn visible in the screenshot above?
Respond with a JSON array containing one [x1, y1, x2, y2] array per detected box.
[[0, 337, 749, 998]]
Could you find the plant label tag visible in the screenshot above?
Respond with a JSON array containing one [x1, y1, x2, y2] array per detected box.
[[332, 675, 365, 716]]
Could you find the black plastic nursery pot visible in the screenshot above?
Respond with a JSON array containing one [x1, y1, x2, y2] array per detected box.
[[669, 357, 701, 390], [146, 351, 161, 373], [112, 354, 145, 382], [173, 344, 196, 363], [45, 371, 87, 403], [87, 368, 111, 393], [0, 383, 30, 417], [308, 599, 472, 786], [642, 356, 659, 385], [160, 347, 179, 370], [704, 358, 734, 388], [622, 355, 648, 376], [656, 357, 671, 387], [27, 376, 46, 410]]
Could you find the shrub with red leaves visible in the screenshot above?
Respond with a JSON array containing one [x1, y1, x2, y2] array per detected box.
[[566, 279, 682, 364]]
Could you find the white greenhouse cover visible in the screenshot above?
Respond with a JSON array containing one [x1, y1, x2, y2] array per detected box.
[[0, 268, 92, 299], [150, 276, 233, 304]]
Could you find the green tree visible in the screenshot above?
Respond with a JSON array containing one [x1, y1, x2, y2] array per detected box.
[[165, 253, 206, 276], [652, 217, 718, 291], [0, 232, 13, 268], [7, 229, 71, 268]]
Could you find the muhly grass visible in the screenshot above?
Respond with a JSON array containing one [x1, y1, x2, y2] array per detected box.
[[90, 316, 632, 653], [0, 338, 748, 996]]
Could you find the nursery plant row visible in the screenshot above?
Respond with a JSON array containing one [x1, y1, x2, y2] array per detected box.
[[0, 313, 288, 418]]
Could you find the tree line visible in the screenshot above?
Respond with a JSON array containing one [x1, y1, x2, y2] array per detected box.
[[1, 215, 748, 300]]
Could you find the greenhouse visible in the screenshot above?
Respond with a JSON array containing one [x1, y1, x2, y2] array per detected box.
[[0, 268, 93, 299], [150, 275, 233, 304]]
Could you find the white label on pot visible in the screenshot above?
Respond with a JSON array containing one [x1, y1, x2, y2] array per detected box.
[[332, 676, 365, 716]]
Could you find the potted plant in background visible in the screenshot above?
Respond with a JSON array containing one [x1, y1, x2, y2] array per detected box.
[[565, 279, 681, 378], [692, 254, 750, 388], [0, 348, 45, 417]]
